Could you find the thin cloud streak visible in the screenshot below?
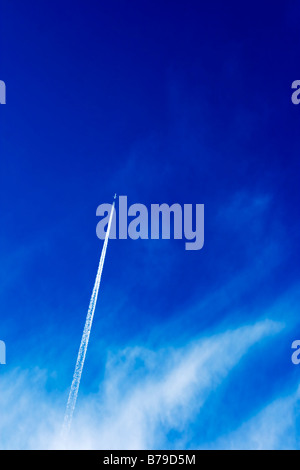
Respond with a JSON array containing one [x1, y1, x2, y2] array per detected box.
[[207, 386, 300, 450]]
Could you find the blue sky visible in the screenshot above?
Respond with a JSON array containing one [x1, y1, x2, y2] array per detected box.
[[0, 0, 300, 449]]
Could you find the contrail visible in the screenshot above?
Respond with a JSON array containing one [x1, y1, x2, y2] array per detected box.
[[62, 196, 116, 436]]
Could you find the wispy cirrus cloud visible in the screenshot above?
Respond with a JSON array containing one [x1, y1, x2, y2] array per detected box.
[[206, 386, 300, 450], [0, 318, 283, 450]]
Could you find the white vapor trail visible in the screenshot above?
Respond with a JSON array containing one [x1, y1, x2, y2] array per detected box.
[[62, 198, 115, 436]]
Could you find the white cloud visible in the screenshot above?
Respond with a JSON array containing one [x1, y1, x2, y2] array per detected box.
[[209, 386, 300, 450], [0, 319, 284, 450]]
